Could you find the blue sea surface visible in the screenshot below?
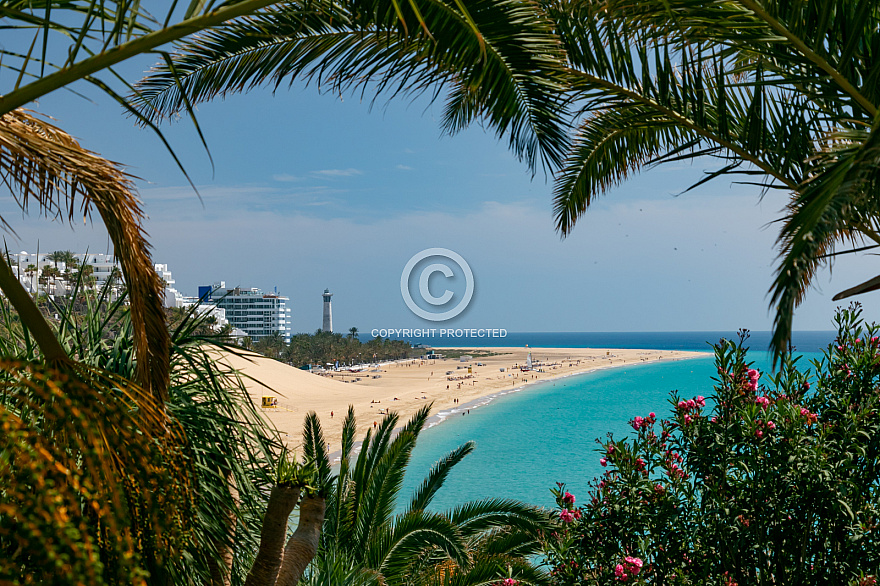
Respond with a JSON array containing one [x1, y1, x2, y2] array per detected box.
[[392, 330, 835, 354], [398, 333, 832, 513]]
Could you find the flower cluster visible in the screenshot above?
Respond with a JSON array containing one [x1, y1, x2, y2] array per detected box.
[[614, 556, 643, 582], [746, 368, 761, 392], [800, 407, 818, 424], [676, 396, 705, 425], [631, 412, 656, 431], [754, 420, 776, 438], [559, 508, 582, 523]]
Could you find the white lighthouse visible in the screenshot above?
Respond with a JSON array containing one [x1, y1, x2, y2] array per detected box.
[[322, 288, 333, 332]]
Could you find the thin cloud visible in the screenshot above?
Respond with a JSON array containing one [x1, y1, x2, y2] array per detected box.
[[396, 164, 413, 171], [313, 168, 363, 177], [272, 173, 301, 182]]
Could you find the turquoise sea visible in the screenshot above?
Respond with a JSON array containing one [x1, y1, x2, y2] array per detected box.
[[398, 331, 835, 511]]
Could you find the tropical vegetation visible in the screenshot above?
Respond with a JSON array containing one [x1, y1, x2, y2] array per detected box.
[[0, 280, 278, 584], [8, 0, 880, 584], [304, 405, 551, 586], [544, 305, 880, 585], [253, 330, 416, 367], [135, 0, 880, 362]]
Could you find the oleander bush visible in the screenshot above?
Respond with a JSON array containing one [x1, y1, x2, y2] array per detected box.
[[544, 305, 880, 585]]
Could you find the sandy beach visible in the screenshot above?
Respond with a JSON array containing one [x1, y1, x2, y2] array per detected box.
[[220, 346, 708, 453]]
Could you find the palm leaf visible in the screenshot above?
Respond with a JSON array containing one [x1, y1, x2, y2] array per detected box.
[[408, 440, 475, 513], [132, 0, 569, 171], [0, 108, 169, 400]]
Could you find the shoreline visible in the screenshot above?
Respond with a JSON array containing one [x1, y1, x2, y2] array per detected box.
[[421, 352, 706, 430], [331, 352, 708, 464], [221, 347, 710, 457]]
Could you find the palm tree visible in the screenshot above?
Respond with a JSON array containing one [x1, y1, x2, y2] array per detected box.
[[305, 406, 551, 585], [348, 327, 359, 340], [48, 250, 76, 270], [0, 3, 330, 582], [137, 0, 880, 361], [24, 263, 38, 291], [131, 0, 569, 174], [537, 0, 880, 359]]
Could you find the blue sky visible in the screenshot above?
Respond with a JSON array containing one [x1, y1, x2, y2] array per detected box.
[[6, 67, 880, 336]]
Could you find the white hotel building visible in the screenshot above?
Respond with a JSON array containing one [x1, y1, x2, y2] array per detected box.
[[199, 282, 292, 343], [3, 253, 291, 343], [8, 251, 121, 296]]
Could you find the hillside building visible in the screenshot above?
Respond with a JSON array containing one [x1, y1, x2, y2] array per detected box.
[[201, 282, 292, 343]]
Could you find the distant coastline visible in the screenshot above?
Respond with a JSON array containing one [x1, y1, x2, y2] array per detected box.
[[223, 345, 710, 462], [422, 350, 708, 431], [384, 330, 837, 353]]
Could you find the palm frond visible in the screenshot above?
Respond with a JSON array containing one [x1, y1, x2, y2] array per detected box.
[[769, 125, 880, 362], [0, 108, 169, 400], [0, 358, 194, 583], [303, 410, 334, 494], [132, 0, 569, 171], [367, 510, 467, 580], [408, 440, 475, 513]]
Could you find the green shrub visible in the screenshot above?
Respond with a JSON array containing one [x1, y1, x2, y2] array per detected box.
[[544, 306, 880, 585]]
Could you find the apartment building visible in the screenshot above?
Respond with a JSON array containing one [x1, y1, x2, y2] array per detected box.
[[200, 282, 292, 343]]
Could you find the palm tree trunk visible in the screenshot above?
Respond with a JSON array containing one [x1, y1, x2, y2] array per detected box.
[[274, 495, 326, 586], [0, 255, 66, 362], [209, 470, 239, 586], [245, 485, 301, 586]]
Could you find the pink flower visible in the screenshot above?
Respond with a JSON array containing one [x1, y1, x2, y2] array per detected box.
[[767, 421, 776, 430], [655, 483, 665, 493], [755, 396, 770, 408], [624, 557, 644, 574], [607, 444, 615, 454], [635, 458, 646, 470], [572, 509, 582, 519], [803, 381, 811, 390], [563, 492, 576, 504], [559, 509, 574, 523], [838, 345, 845, 351], [683, 414, 693, 424], [747, 368, 759, 380], [856, 338, 862, 344], [600, 457, 607, 467], [755, 429, 763, 438], [686, 399, 696, 409], [695, 396, 706, 407], [632, 416, 644, 430], [502, 580, 518, 586], [649, 412, 656, 418]]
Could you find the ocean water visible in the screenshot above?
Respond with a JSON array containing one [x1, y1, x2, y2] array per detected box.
[[398, 330, 835, 354], [398, 332, 834, 513]]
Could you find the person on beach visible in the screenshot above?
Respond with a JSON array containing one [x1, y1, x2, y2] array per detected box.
[[331, 411, 334, 418]]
